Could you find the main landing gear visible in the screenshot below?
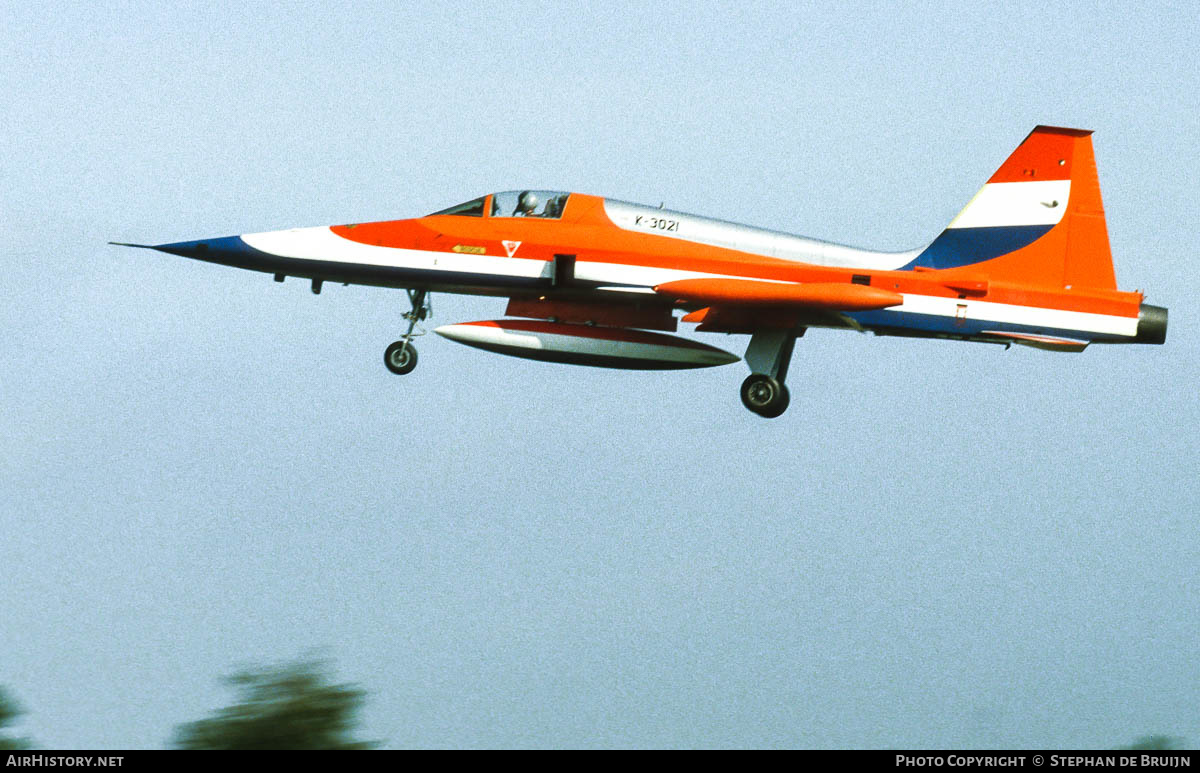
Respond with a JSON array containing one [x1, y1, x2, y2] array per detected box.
[[740, 329, 800, 418], [384, 289, 431, 375]]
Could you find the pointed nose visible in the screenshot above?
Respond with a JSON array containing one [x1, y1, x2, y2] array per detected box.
[[150, 235, 266, 270]]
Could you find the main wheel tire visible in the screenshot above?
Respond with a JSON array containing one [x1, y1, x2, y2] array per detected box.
[[740, 374, 790, 418], [758, 383, 790, 418], [384, 341, 418, 375]]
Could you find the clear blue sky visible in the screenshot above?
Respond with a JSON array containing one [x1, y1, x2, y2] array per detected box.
[[2, 0, 1196, 749]]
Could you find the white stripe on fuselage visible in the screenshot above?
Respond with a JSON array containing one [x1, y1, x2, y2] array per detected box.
[[890, 294, 1137, 338], [242, 226, 771, 286], [242, 227, 1136, 340], [242, 227, 549, 279]]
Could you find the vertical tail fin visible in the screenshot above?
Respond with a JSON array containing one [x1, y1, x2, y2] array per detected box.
[[911, 126, 1118, 290]]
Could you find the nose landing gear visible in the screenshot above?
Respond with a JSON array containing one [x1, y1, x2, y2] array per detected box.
[[384, 289, 431, 375], [384, 340, 418, 375]]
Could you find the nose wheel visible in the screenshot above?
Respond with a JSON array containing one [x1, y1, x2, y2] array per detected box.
[[384, 288, 431, 375], [384, 340, 418, 374]]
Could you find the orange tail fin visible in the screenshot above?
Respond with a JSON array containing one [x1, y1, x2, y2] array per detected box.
[[911, 126, 1117, 290]]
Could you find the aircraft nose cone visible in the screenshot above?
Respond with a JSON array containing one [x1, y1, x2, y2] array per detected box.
[[142, 234, 276, 273], [112, 233, 282, 274], [151, 238, 214, 259], [152, 235, 249, 261]]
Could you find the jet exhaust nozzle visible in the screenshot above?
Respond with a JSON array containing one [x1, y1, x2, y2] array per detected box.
[[1135, 304, 1168, 344]]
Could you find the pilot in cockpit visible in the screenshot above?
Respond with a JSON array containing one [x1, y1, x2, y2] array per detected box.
[[514, 191, 540, 217]]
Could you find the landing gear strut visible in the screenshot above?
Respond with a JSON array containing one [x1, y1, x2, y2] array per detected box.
[[384, 289, 431, 375], [740, 329, 800, 418]]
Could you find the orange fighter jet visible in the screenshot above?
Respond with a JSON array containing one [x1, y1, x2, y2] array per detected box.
[[114, 126, 1165, 418]]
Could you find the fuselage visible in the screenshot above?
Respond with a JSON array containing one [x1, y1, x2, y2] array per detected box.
[[118, 127, 1167, 418], [151, 190, 1163, 348]]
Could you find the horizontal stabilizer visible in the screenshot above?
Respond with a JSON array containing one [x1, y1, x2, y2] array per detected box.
[[654, 278, 903, 310]]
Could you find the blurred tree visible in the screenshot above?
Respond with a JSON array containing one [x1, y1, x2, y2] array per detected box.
[[171, 659, 375, 750], [0, 687, 31, 750], [1121, 735, 1182, 750]]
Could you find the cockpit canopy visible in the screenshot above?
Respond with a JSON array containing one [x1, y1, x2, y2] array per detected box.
[[427, 191, 570, 219], [491, 190, 569, 218], [427, 197, 487, 217]]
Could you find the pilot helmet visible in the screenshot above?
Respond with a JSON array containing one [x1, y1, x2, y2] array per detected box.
[[517, 191, 539, 213]]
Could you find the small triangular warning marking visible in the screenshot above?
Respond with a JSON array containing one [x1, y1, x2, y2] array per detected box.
[[503, 240, 521, 257]]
